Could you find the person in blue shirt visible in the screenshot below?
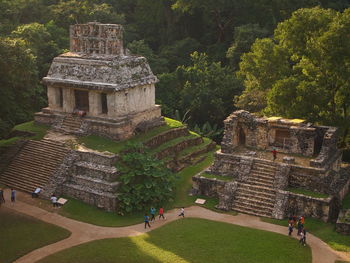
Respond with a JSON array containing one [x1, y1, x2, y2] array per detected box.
[[144, 214, 151, 229], [150, 207, 156, 222]]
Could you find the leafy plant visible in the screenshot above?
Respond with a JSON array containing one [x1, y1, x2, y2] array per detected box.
[[116, 142, 176, 214], [193, 121, 223, 142]]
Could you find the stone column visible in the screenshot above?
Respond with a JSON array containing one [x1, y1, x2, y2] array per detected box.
[[63, 88, 75, 113], [47, 86, 61, 110], [107, 93, 117, 118], [88, 91, 101, 116]]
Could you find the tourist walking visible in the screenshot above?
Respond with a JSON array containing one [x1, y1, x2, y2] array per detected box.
[[159, 207, 166, 220], [272, 148, 277, 161], [297, 219, 303, 236], [299, 229, 307, 246], [178, 207, 185, 217], [144, 214, 151, 229], [150, 207, 156, 222], [288, 223, 293, 236], [0, 188, 5, 206], [11, 189, 16, 203]]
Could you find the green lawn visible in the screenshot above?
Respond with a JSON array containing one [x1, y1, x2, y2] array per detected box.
[[0, 121, 49, 147], [287, 188, 329, 198], [78, 117, 184, 154], [38, 218, 311, 263], [0, 209, 71, 263], [58, 197, 145, 227], [262, 217, 350, 252]]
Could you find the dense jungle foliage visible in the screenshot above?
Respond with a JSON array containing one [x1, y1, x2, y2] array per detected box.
[[0, 0, 350, 150]]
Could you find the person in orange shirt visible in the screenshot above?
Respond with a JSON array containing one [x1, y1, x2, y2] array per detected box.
[[159, 207, 166, 220]]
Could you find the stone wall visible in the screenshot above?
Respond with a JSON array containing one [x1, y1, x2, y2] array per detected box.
[[336, 210, 350, 235], [192, 175, 227, 198], [62, 149, 120, 212], [285, 191, 334, 222], [209, 151, 253, 179]]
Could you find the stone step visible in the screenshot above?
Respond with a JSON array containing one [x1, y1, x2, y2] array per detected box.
[[236, 191, 275, 203], [232, 205, 273, 218], [235, 187, 276, 199], [3, 163, 58, 177], [235, 195, 275, 208], [63, 183, 117, 212], [154, 136, 203, 159], [249, 172, 275, 181], [144, 127, 189, 149], [237, 183, 275, 194], [233, 199, 274, 213], [250, 169, 275, 177], [244, 178, 274, 188], [75, 161, 118, 181], [0, 139, 68, 194], [70, 175, 120, 193]]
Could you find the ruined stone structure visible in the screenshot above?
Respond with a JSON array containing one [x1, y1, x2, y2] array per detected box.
[[193, 110, 350, 222], [35, 22, 163, 140]]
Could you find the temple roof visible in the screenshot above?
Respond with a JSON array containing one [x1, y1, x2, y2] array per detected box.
[[42, 52, 158, 92], [43, 22, 158, 91]]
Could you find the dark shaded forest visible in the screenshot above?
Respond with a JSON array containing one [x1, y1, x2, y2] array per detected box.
[[0, 0, 350, 151]]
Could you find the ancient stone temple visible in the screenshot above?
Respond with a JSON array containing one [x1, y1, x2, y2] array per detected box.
[[35, 22, 163, 140], [193, 110, 350, 222]]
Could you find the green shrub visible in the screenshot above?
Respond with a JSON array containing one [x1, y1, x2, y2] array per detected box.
[[116, 142, 176, 213]]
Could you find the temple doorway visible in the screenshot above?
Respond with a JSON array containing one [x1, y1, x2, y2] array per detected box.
[[74, 90, 89, 111], [238, 127, 246, 145]]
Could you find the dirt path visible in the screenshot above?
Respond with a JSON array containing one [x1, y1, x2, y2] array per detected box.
[[2, 190, 349, 263]]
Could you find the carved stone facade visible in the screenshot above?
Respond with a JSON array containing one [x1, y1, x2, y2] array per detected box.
[[193, 110, 350, 221], [35, 22, 163, 140]]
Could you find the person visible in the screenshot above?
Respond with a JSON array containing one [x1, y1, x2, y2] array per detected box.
[[300, 215, 305, 225], [159, 207, 166, 220], [150, 207, 156, 222], [272, 148, 277, 161], [0, 189, 5, 206], [50, 194, 58, 207], [288, 223, 293, 236], [299, 229, 307, 246], [144, 213, 151, 229], [11, 189, 16, 203], [178, 207, 185, 217], [32, 187, 41, 198], [297, 219, 304, 236]]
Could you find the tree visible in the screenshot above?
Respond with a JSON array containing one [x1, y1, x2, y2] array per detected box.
[[226, 24, 269, 69], [161, 52, 242, 127], [237, 7, 350, 142], [11, 23, 61, 78], [116, 143, 176, 213], [0, 37, 40, 138]]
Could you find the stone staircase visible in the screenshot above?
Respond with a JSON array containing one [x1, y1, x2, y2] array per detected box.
[[58, 115, 83, 134], [0, 139, 68, 193], [233, 160, 277, 217], [62, 151, 119, 211]]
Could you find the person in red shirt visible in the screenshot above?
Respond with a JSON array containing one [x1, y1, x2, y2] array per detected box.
[[272, 148, 277, 161], [159, 207, 166, 220]]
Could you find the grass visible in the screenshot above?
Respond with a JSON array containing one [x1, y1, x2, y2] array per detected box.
[[58, 197, 144, 227], [261, 217, 350, 252], [199, 172, 233, 182], [287, 188, 329, 198], [38, 218, 312, 263], [0, 137, 21, 147], [78, 117, 184, 153], [150, 134, 199, 154], [342, 192, 350, 209], [13, 121, 49, 140], [0, 209, 71, 263]]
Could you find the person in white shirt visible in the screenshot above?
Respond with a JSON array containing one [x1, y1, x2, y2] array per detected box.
[[178, 207, 185, 217], [51, 194, 58, 207], [32, 187, 42, 198]]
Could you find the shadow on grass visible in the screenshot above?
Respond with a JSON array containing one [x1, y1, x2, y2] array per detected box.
[[38, 218, 312, 263]]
